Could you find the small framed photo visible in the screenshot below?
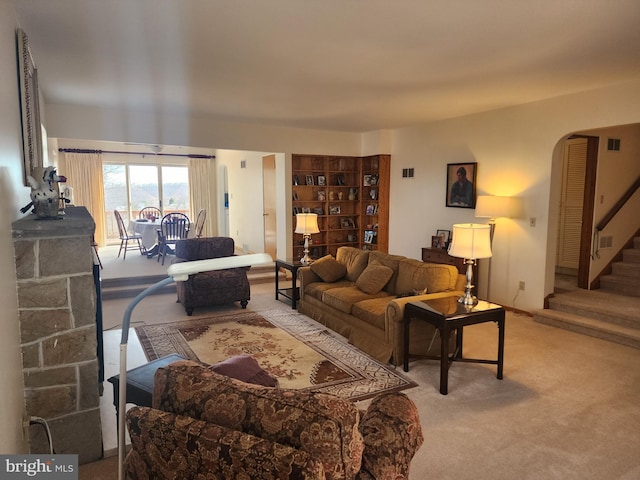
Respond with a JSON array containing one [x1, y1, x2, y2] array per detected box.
[[293, 206, 300, 215], [446, 162, 477, 208], [317, 190, 326, 201], [436, 229, 451, 248], [369, 189, 378, 200], [301, 207, 311, 213], [364, 230, 376, 244], [431, 236, 440, 248], [363, 174, 372, 186], [329, 205, 341, 215], [365, 204, 376, 215], [336, 174, 346, 186], [313, 207, 324, 215], [317, 175, 326, 186], [292, 191, 299, 201], [306, 175, 314, 186]]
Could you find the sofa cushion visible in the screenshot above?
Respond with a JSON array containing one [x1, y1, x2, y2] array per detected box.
[[323, 286, 391, 314], [154, 361, 364, 479], [210, 354, 279, 387], [356, 263, 394, 294], [336, 247, 369, 282], [351, 296, 395, 331], [367, 251, 405, 293], [311, 255, 347, 282], [396, 258, 459, 294], [305, 280, 354, 301]]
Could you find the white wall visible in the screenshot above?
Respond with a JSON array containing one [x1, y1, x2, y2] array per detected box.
[[42, 64, 640, 313], [0, 0, 33, 453], [389, 80, 640, 311]]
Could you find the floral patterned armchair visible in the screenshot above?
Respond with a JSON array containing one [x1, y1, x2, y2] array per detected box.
[[125, 360, 424, 480], [173, 237, 251, 315]]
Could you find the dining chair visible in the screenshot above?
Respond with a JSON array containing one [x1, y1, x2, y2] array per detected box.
[[194, 209, 206, 238], [157, 213, 190, 265], [114, 210, 144, 259], [138, 206, 162, 221]]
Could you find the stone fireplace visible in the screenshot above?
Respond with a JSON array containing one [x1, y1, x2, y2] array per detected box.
[[12, 206, 102, 463]]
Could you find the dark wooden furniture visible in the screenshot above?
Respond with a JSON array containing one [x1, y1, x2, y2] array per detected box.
[[422, 247, 478, 295], [107, 354, 185, 426], [275, 258, 304, 309], [403, 297, 505, 395]]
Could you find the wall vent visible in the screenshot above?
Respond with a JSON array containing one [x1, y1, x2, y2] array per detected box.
[[607, 138, 621, 151], [402, 168, 414, 178], [599, 235, 613, 249]]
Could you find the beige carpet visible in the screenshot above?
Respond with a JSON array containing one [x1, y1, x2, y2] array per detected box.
[[135, 309, 416, 400], [91, 282, 640, 480]]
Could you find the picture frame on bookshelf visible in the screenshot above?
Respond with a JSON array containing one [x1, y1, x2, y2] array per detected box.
[[364, 230, 376, 244], [363, 174, 378, 186], [365, 204, 376, 215], [293, 191, 299, 201], [340, 218, 356, 228], [317, 175, 326, 186], [293, 175, 300, 186], [301, 207, 311, 213], [313, 207, 324, 215], [369, 189, 378, 200], [317, 190, 326, 201], [306, 175, 314, 186], [329, 205, 341, 215], [293, 206, 300, 215], [336, 174, 346, 186]]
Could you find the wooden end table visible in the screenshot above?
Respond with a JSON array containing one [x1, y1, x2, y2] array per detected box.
[[275, 258, 305, 309], [107, 354, 185, 427], [404, 297, 505, 395]]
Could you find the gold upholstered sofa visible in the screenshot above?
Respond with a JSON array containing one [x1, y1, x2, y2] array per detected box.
[[125, 360, 424, 480], [297, 247, 465, 365]]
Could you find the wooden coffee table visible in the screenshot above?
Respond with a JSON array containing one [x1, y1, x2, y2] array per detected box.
[[403, 297, 505, 395]]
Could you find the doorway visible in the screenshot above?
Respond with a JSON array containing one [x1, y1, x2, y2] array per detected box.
[[263, 154, 277, 259]]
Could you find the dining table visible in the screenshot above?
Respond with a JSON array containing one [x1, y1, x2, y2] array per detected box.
[[129, 219, 162, 253]]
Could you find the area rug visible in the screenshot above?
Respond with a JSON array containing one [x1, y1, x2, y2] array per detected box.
[[134, 309, 416, 401]]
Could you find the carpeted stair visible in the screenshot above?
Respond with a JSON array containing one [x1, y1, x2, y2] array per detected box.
[[534, 236, 640, 349], [101, 264, 280, 300]]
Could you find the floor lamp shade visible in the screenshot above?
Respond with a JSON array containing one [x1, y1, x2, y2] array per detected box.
[[295, 213, 319, 264], [448, 223, 492, 304], [475, 195, 512, 219]]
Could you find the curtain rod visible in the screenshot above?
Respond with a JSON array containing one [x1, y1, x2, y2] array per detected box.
[[58, 148, 215, 159]]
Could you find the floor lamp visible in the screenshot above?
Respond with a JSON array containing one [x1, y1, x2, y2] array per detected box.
[[448, 223, 492, 305], [117, 252, 272, 480], [475, 195, 513, 300]]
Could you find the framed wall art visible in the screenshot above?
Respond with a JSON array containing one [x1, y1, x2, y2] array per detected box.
[[446, 162, 477, 208], [17, 28, 43, 186]]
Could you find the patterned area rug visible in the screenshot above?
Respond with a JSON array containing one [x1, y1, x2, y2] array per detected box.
[[135, 309, 416, 401]]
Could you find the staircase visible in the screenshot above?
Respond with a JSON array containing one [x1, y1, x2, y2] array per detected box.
[[533, 237, 640, 350], [101, 263, 280, 300]]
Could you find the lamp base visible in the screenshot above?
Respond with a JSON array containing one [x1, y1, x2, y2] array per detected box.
[[300, 253, 313, 265], [458, 259, 478, 305], [458, 290, 478, 305]]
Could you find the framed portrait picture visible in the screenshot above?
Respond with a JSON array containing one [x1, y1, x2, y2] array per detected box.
[[306, 175, 314, 186], [317, 175, 326, 186], [364, 230, 376, 244], [436, 229, 451, 248], [446, 162, 477, 208], [329, 205, 341, 215]]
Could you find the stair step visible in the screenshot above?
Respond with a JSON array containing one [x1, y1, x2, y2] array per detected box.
[[611, 261, 640, 277], [533, 309, 640, 350], [547, 289, 640, 328], [599, 275, 640, 298], [623, 248, 640, 263], [101, 282, 176, 300]]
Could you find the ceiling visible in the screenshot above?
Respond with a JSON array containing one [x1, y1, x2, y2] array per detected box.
[[12, 0, 640, 133]]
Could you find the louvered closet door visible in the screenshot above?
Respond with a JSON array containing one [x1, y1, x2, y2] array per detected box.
[[557, 138, 587, 269]]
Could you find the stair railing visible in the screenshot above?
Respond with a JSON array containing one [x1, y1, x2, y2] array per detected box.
[[592, 175, 640, 259]]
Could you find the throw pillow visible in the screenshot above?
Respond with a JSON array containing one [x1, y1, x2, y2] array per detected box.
[[210, 355, 279, 387], [356, 262, 394, 294], [310, 255, 347, 282]]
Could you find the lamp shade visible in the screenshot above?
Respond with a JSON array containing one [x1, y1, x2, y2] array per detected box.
[[448, 223, 493, 259], [295, 213, 320, 235], [475, 195, 512, 219]]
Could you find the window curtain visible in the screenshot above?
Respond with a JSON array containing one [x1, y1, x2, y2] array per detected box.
[[188, 158, 216, 237], [58, 152, 106, 245]]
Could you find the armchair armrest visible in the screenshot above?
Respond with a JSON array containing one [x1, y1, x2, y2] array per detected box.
[[356, 393, 424, 480]]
